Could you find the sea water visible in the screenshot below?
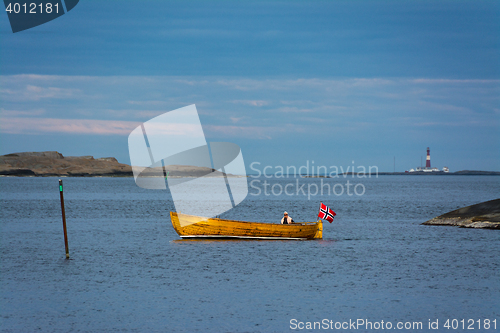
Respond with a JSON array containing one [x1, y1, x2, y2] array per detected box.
[[1, 176, 499, 332]]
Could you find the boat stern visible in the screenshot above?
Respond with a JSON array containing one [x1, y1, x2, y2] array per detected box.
[[313, 220, 323, 239]]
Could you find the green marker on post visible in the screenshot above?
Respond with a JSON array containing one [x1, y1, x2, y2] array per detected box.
[[166, 171, 169, 179]]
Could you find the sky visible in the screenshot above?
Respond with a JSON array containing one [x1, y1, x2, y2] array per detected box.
[[1, 0, 499, 172]]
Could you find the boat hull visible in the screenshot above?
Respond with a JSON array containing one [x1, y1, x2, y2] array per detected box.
[[170, 212, 322, 240]]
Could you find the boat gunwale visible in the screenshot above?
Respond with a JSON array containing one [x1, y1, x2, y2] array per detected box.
[[172, 212, 319, 227]]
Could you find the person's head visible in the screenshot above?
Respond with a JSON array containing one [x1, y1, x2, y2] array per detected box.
[[284, 211, 288, 217]]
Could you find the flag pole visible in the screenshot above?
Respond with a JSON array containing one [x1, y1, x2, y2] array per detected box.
[[318, 202, 322, 222]]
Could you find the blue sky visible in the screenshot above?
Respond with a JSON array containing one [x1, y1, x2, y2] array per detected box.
[[1, 0, 499, 171]]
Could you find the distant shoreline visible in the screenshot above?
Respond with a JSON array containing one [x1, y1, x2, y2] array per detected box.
[[333, 171, 500, 176], [298, 171, 500, 177], [1, 151, 499, 177]]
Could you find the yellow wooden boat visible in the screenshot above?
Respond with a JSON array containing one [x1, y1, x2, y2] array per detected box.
[[170, 212, 322, 240]]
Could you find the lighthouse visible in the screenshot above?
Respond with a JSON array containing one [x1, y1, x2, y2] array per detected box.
[[426, 147, 431, 168], [406, 147, 448, 173]]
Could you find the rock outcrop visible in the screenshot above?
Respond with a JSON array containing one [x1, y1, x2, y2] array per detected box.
[[0, 151, 133, 177], [422, 199, 500, 229], [0, 151, 238, 178]]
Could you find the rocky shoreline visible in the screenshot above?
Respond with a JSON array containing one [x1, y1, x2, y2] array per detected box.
[[0, 151, 234, 177], [422, 198, 500, 230]]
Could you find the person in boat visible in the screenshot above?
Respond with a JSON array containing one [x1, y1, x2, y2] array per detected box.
[[281, 211, 294, 224]]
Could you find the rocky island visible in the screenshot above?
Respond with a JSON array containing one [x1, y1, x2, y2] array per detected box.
[[0, 151, 133, 177], [422, 198, 500, 229], [0, 151, 233, 177]]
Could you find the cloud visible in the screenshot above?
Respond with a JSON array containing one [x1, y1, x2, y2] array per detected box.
[[0, 108, 45, 117], [231, 100, 269, 107], [230, 117, 243, 123], [1, 74, 498, 139], [416, 100, 472, 115], [0, 117, 141, 135], [1, 116, 225, 138], [205, 125, 274, 139], [26, 85, 80, 100], [274, 106, 314, 113], [412, 120, 498, 127], [104, 109, 169, 119], [205, 123, 307, 139], [411, 79, 500, 84], [0, 84, 81, 101], [127, 100, 171, 106]]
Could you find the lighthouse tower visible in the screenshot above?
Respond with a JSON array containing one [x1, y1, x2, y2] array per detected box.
[[426, 147, 431, 168], [406, 147, 445, 173]]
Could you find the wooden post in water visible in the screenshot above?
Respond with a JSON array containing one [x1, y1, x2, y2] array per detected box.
[[59, 179, 70, 259]]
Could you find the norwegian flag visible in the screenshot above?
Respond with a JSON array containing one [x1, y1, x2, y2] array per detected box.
[[318, 202, 336, 223]]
